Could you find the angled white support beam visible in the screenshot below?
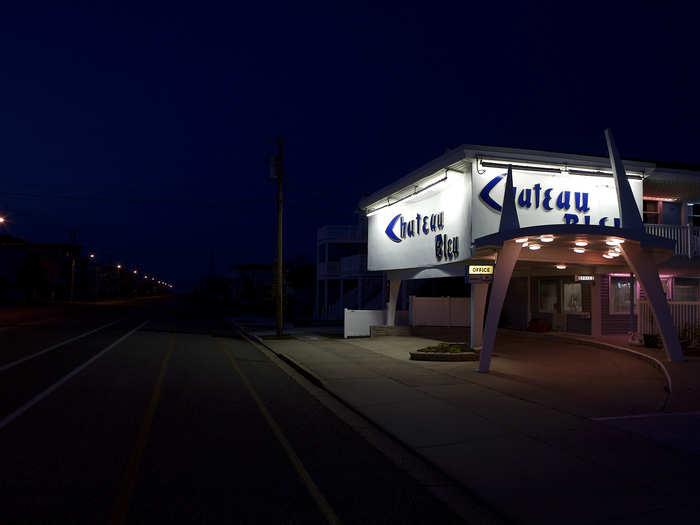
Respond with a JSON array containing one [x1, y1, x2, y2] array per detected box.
[[477, 240, 522, 372], [470, 282, 489, 349], [622, 243, 684, 362], [386, 279, 401, 326], [604, 129, 643, 231]]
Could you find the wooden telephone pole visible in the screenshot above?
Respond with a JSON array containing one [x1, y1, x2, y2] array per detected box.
[[272, 136, 284, 336]]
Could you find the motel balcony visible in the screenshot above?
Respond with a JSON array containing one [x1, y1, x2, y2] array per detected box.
[[340, 254, 370, 275], [317, 225, 364, 242], [318, 255, 371, 277], [644, 224, 700, 258]]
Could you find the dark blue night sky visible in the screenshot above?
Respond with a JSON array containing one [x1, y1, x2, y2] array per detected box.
[[1, 3, 697, 289]]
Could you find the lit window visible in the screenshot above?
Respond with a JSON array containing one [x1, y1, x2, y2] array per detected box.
[[643, 200, 660, 224], [674, 278, 699, 301], [563, 283, 582, 313], [610, 276, 632, 314], [539, 280, 558, 313]]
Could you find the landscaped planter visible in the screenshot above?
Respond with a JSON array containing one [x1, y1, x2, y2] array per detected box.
[[409, 342, 479, 361]]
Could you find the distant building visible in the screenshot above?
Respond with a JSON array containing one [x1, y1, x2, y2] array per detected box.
[[0, 234, 80, 302], [315, 222, 385, 320]]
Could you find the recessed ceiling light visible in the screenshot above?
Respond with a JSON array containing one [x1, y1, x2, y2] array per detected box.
[[608, 252, 621, 257], [602, 253, 614, 259], [606, 238, 624, 246], [575, 241, 588, 247], [540, 235, 554, 242], [556, 264, 567, 269], [515, 237, 529, 243], [614, 246, 622, 252], [528, 244, 541, 250], [573, 248, 585, 254]]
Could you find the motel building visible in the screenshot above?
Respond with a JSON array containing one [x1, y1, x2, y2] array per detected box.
[[355, 130, 700, 372]]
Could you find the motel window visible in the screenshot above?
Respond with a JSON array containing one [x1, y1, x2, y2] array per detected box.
[[563, 283, 582, 313], [674, 278, 699, 302], [539, 280, 558, 313], [610, 276, 633, 314], [688, 204, 700, 227], [643, 200, 660, 224]]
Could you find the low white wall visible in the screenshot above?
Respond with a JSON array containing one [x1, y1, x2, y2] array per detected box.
[[344, 309, 386, 338], [410, 296, 470, 327]]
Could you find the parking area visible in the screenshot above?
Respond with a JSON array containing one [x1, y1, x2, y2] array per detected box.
[[341, 330, 669, 418]]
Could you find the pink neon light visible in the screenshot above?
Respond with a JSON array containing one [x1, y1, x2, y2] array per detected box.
[[609, 273, 674, 278]]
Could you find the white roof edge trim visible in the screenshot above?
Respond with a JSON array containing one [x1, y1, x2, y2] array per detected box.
[[358, 148, 466, 211], [358, 144, 658, 212]]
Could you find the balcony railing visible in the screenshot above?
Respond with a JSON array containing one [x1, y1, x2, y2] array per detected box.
[[317, 225, 364, 242], [340, 254, 368, 274], [318, 261, 340, 276], [644, 224, 700, 258]]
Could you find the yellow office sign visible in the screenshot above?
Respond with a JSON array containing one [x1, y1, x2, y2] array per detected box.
[[469, 265, 494, 275]]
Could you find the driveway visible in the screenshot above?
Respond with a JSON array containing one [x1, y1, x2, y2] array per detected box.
[[347, 331, 669, 418]]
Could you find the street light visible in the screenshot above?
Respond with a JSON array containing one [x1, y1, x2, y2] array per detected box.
[[0, 217, 5, 223], [89, 253, 95, 259], [116, 264, 122, 269], [133, 270, 138, 275]]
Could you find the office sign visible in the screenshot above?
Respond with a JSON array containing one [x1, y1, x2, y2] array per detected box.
[[575, 275, 595, 282], [467, 264, 493, 283]]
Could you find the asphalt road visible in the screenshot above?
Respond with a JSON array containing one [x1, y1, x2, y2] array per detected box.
[[0, 298, 467, 524]]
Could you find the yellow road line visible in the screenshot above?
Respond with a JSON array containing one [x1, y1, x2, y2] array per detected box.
[[109, 336, 174, 525], [220, 342, 343, 525]]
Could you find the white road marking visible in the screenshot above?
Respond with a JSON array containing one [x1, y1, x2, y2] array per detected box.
[[0, 320, 149, 431], [592, 410, 700, 421], [0, 320, 122, 373]]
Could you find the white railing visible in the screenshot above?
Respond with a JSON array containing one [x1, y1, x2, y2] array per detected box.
[[317, 225, 364, 242], [638, 300, 700, 342], [340, 254, 368, 274], [317, 261, 340, 276], [644, 224, 700, 258], [344, 309, 386, 337]]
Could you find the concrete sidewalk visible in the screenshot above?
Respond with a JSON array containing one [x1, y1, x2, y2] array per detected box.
[[260, 333, 700, 525]]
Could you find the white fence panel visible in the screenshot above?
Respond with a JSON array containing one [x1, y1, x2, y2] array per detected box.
[[344, 309, 385, 338], [411, 297, 470, 327], [638, 300, 700, 340]]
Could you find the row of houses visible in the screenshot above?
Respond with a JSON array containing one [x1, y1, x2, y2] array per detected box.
[[0, 234, 166, 304]]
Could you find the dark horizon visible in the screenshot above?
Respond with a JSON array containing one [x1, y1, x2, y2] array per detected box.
[[1, 3, 698, 289]]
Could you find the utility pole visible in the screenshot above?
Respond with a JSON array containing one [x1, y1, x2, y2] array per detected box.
[[70, 230, 77, 301], [272, 136, 284, 336]]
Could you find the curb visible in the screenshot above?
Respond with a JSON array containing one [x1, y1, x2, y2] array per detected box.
[[232, 323, 511, 525], [235, 328, 326, 389]]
